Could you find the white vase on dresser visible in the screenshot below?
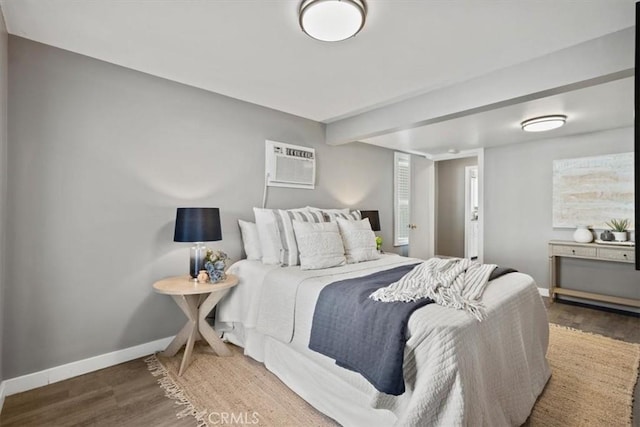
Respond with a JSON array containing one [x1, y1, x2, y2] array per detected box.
[[572, 225, 593, 243]]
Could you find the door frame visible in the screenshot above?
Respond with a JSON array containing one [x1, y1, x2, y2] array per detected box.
[[464, 165, 479, 259], [428, 148, 484, 263]]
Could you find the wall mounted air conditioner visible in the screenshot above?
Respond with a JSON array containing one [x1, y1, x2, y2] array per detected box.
[[265, 140, 316, 189]]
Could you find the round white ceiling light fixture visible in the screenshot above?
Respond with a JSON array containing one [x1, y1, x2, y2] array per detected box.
[[521, 115, 567, 132], [299, 0, 367, 42]]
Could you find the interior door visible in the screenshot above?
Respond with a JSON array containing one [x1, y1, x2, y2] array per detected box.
[[408, 156, 435, 260]]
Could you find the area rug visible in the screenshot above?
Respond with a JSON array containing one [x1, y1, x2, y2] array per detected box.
[[146, 344, 338, 426], [147, 324, 640, 427], [528, 324, 640, 427]]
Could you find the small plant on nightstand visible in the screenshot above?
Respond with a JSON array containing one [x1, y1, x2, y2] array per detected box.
[[605, 218, 630, 242]]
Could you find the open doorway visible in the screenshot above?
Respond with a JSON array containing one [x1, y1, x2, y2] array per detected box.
[[464, 166, 479, 260], [434, 155, 482, 261]]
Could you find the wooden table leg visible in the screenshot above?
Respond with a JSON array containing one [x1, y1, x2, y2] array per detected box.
[[159, 295, 200, 376], [198, 289, 232, 357], [549, 255, 557, 301]]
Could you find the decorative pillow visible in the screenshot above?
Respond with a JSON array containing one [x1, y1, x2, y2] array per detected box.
[[238, 220, 262, 261], [292, 220, 346, 270], [325, 210, 362, 222], [253, 207, 324, 266], [306, 206, 361, 222], [306, 206, 349, 215], [336, 218, 380, 264], [275, 209, 325, 266], [253, 208, 283, 265]]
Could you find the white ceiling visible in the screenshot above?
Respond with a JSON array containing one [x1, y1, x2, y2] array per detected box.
[[363, 77, 635, 155], [0, 0, 635, 154]]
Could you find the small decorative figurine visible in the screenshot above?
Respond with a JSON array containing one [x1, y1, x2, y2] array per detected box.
[[197, 270, 210, 283], [600, 230, 615, 241]]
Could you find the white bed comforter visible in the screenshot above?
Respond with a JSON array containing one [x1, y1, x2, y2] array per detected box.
[[217, 255, 551, 427]]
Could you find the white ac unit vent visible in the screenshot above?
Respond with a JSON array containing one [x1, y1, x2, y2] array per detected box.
[[265, 140, 316, 189]]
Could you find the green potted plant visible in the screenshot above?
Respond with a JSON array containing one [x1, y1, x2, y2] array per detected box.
[[605, 218, 630, 242]]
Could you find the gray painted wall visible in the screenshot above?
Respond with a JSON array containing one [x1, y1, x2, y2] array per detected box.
[[436, 157, 477, 257], [5, 36, 397, 378], [0, 10, 8, 384], [484, 127, 639, 310]]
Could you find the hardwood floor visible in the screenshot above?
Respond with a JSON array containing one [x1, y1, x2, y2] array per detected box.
[[0, 357, 194, 427], [1, 298, 639, 427]]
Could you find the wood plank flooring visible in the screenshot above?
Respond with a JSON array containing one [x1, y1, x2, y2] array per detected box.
[[1, 298, 638, 427]]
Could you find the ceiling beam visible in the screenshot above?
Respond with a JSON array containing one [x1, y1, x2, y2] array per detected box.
[[325, 27, 634, 146]]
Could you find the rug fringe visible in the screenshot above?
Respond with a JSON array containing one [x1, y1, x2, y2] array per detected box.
[[144, 355, 210, 427]]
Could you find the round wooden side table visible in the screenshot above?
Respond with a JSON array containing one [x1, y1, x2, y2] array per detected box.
[[152, 274, 238, 376]]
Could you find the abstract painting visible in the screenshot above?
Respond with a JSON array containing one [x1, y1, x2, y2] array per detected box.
[[552, 152, 634, 229]]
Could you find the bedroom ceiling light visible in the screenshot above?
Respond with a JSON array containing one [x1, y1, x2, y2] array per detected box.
[[299, 0, 367, 42], [521, 115, 567, 132]]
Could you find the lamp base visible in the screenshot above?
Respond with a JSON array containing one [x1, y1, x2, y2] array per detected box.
[[190, 243, 207, 278]]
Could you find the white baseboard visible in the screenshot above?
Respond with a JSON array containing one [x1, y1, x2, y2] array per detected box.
[[538, 288, 550, 297], [2, 336, 174, 398]]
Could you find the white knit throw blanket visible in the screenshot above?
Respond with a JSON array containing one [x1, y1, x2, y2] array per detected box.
[[370, 258, 497, 321]]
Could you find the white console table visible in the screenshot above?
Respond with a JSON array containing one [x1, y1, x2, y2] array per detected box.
[[548, 240, 638, 308]]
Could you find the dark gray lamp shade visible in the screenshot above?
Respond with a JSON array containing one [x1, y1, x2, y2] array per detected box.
[[174, 208, 222, 242], [360, 210, 381, 232]]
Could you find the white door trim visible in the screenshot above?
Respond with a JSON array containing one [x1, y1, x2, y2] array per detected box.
[[428, 148, 484, 263], [464, 165, 476, 259]]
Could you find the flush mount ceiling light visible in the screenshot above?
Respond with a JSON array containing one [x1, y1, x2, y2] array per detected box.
[[521, 115, 567, 132], [299, 0, 367, 42]]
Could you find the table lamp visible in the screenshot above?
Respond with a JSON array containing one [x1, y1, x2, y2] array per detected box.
[[174, 207, 222, 278]]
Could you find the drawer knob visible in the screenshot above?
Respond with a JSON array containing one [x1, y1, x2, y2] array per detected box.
[[571, 249, 575, 254], [623, 253, 627, 257]]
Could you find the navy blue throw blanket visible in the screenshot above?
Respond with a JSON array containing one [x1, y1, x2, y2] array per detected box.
[[308, 263, 428, 396]]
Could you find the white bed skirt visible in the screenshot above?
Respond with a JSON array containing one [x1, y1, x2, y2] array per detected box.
[[223, 324, 397, 426]]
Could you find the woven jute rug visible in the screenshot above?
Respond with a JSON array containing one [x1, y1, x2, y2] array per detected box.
[[528, 323, 640, 427], [146, 344, 338, 427], [147, 324, 640, 427]]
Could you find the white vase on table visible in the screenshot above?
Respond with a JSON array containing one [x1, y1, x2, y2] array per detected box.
[[573, 225, 593, 243]]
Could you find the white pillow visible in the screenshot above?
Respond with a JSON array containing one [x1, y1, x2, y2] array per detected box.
[[238, 220, 262, 261], [276, 209, 325, 266], [253, 208, 282, 265], [292, 220, 346, 270], [253, 207, 324, 266], [336, 218, 380, 264]]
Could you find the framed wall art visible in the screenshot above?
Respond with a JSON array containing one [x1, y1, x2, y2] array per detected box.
[[552, 152, 634, 229]]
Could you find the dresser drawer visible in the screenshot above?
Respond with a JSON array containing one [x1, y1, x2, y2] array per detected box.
[[597, 248, 635, 262], [551, 245, 597, 257]]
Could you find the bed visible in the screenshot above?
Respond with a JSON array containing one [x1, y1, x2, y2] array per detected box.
[[215, 254, 550, 426]]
